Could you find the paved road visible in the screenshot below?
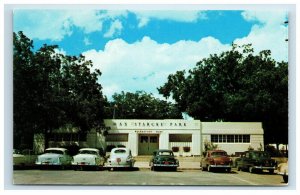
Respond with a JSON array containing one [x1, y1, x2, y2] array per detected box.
[[12, 168, 287, 187]]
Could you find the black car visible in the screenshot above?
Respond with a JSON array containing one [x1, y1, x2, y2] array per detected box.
[[149, 149, 179, 171], [235, 150, 277, 173]]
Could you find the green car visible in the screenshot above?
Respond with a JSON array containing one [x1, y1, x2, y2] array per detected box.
[[149, 149, 179, 171], [235, 150, 277, 173]]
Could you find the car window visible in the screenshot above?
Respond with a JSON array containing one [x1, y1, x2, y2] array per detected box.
[[114, 149, 126, 154], [252, 152, 269, 158], [211, 152, 227, 157], [45, 150, 64, 155], [158, 151, 173, 156], [79, 150, 98, 155]]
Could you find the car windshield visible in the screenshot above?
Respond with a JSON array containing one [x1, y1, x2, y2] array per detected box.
[[45, 150, 64, 155], [211, 152, 227, 157], [114, 149, 127, 154], [252, 152, 270, 158], [79, 150, 98, 155], [158, 151, 173, 156]]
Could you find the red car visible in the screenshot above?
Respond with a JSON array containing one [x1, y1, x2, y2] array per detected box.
[[201, 150, 232, 172]]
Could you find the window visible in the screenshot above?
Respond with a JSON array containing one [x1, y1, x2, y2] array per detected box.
[[169, 134, 192, 142], [243, 135, 250, 143], [150, 136, 158, 143], [227, 135, 234, 143], [210, 134, 250, 143], [211, 135, 218, 142]]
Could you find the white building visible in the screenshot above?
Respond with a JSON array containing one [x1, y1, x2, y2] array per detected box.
[[103, 119, 264, 156], [33, 119, 264, 156]]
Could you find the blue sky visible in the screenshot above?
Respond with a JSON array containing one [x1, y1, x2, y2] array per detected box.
[[13, 9, 288, 100]]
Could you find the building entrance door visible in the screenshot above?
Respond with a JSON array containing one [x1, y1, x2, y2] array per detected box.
[[138, 134, 159, 155]]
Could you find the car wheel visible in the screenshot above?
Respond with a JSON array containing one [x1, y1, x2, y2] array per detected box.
[[268, 169, 274, 174], [237, 166, 241, 171], [226, 168, 231, 173], [283, 175, 288, 183]]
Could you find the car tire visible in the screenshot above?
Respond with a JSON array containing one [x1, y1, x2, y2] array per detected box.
[[268, 169, 274, 174], [226, 168, 231, 173], [237, 166, 241, 171], [283, 175, 288, 183]]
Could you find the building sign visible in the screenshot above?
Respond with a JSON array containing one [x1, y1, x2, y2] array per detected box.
[[104, 119, 201, 131], [134, 130, 163, 134], [113, 121, 187, 127]]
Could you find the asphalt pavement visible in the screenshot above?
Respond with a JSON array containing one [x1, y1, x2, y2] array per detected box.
[[134, 156, 201, 170]]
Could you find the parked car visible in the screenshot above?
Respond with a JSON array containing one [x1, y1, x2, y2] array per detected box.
[[35, 148, 72, 169], [277, 161, 288, 183], [106, 148, 135, 170], [235, 150, 277, 173], [13, 149, 36, 169], [200, 150, 232, 172], [13, 149, 26, 169], [72, 148, 105, 170], [149, 149, 179, 171]]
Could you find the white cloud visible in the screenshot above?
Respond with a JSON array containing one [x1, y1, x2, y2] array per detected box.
[[14, 10, 207, 40], [104, 20, 123, 38], [14, 10, 104, 41], [83, 36, 230, 99], [235, 11, 288, 62], [134, 10, 206, 28]]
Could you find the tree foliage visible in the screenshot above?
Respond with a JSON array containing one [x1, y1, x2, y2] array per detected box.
[[158, 44, 288, 144], [105, 91, 182, 119], [13, 31, 106, 149]]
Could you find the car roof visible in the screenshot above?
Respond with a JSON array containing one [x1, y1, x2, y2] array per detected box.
[[208, 150, 227, 152], [155, 149, 173, 152], [45, 148, 67, 151], [79, 148, 99, 152], [111, 147, 130, 152]]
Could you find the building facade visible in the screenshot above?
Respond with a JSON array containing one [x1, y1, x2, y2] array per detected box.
[[33, 119, 264, 156]]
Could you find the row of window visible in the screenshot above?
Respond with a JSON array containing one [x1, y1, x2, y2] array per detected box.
[[211, 134, 250, 143]]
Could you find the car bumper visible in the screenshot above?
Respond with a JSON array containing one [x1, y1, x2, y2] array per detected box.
[[153, 164, 179, 167], [210, 164, 231, 168], [277, 172, 288, 176], [35, 162, 62, 166], [106, 164, 132, 168], [253, 166, 276, 170]]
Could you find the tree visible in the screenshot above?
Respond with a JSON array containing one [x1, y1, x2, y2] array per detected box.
[[105, 91, 182, 119], [158, 44, 288, 145], [13, 31, 106, 149]]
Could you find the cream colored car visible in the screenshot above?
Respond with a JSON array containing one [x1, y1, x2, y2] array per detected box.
[[72, 148, 105, 170], [106, 148, 135, 170], [277, 161, 288, 183]]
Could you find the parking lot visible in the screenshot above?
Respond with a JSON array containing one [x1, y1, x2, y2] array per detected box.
[[13, 168, 287, 187]]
